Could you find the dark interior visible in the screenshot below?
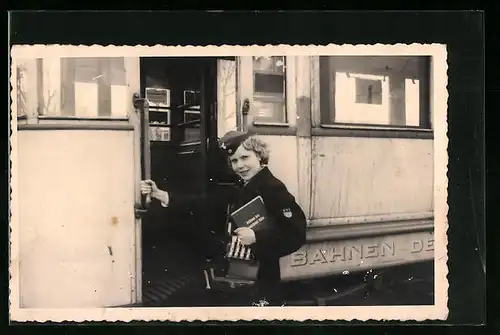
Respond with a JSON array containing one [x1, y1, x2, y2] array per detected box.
[[139, 57, 237, 306]]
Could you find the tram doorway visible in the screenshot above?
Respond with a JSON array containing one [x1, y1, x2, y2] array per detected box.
[[137, 57, 238, 305]]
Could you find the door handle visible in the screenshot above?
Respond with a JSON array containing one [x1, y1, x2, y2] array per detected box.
[[134, 203, 149, 219]]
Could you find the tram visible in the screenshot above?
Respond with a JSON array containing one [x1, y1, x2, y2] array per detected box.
[[12, 52, 435, 308]]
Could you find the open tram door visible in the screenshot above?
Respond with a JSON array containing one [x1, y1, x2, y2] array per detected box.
[[134, 57, 239, 306]]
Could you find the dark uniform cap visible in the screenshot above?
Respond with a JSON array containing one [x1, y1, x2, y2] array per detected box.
[[219, 130, 252, 156]]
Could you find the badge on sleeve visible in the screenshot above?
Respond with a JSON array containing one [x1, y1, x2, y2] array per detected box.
[[282, 208, 293, 218]]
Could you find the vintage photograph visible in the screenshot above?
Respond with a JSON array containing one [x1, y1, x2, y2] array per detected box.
[[9, 44, 448, 322]]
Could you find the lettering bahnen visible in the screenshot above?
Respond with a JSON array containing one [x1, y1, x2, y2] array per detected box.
[[291, 238, 434, 267], [291, 242, 396, 267]]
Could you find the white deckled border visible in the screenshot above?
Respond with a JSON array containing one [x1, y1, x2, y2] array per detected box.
[[11, 43, 446, 57], [9, 43, 448, 323]]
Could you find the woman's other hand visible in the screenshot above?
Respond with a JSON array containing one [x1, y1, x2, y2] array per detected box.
[[234, 227, 256, 245], [140, 180, 169, 205]]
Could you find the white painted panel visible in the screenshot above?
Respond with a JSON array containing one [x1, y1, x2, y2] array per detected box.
[[258, 135, 299, 203], [311, 137, 434, 219], [18, 130, 136, 308]]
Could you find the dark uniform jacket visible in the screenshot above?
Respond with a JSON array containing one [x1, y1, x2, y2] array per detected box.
[[227, 166, 306, 285], [149, 166, 307, 302]]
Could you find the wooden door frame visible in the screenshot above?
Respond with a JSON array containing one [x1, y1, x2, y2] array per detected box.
[[125, 57, 142, 304]]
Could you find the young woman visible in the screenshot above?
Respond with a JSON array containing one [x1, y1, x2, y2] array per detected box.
[[141, 131, 307, 306]]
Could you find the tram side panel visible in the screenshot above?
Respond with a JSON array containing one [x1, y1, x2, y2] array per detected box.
[[17, 130, 138, 308], [278, 135, 434, 281], [310, 136, 433, 219], [258, 135, 300, 201]]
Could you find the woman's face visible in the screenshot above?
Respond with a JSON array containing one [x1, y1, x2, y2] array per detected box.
[[229, 145, 262, 182]]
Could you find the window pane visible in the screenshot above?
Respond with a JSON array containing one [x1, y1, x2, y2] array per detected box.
[[254, 73, 284, 94], [320, 56, 429, 128], [146, 87, 171, 132], [217, 59, 237, 137], [60, 57, 127, 117], [184, 111, 200, 124], [36, 57, 128, 117], [253, 56, 285, 74], [182, 90, 201, 142], [252, 56, 287, 123], [15, 59, 31, 117], [13, 56, 129, 119], [183, 90, 200, 108]]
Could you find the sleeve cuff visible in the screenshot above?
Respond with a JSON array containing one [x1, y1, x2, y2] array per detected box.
[[159, 190, 170, 207]]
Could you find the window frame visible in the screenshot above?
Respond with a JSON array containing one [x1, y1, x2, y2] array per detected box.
[[313, 56, 433, 139], [237, 56, 297, 136], [14, 56, 139, 131]]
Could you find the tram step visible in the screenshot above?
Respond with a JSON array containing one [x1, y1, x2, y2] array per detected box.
[[142, 274, 199, 306]]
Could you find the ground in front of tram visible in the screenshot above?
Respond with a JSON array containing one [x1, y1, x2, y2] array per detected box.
[[319, 261, 435, 306], [142, 261, 434, 307]]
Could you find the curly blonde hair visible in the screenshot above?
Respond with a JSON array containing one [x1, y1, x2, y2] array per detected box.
[[241, 135, 270, 165], [225, 135, 270, 167]]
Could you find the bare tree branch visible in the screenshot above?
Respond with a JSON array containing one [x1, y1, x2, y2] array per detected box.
[[41, 89, 57, 115], [16, 65, 28, 116]]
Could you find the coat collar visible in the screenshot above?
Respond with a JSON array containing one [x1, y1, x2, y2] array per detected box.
[[240, 166, 272, 190]]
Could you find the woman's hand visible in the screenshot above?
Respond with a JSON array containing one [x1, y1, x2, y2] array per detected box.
[[234, 227, 256, 246], [140, 179, 159, 196], [140, 180, 169, 205]]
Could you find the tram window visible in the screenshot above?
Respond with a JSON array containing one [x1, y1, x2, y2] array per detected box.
[[31, 57, 128, 118], [319, 56, 431, 129], [252, 56, 287, 123]]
